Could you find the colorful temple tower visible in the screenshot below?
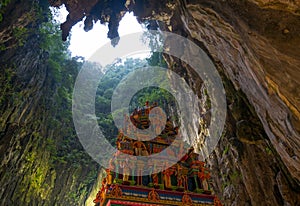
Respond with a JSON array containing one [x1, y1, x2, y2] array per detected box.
[[93, 102, 222, 206]]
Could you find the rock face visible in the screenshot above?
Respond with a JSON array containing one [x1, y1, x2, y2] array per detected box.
[[143, 1, 300, 205], [0, 0, 299, 205], [0, 1, 98, 205]]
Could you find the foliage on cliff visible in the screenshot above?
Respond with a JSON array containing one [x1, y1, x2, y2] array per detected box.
[[0, 2, 98, 205]]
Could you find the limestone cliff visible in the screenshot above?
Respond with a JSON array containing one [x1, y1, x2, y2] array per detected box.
[[138, 1, 300, 205], [0, 0, 299, 205], [0, 1, 98, 205]]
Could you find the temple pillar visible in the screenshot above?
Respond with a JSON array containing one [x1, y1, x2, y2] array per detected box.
[[194, 175, 199, 190], [136, 160, 144, 185]]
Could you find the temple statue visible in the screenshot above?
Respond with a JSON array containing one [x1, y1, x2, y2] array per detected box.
[[133, 140, 147, 156], [93, 101, 222, 206], [119, 159, 130, 182], [163, 168, 173, 189]]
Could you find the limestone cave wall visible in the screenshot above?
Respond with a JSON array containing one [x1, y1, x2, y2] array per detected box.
[[0, 1, 98, 205], [135, 1, 300, 205], [0, 0, 299, 205]]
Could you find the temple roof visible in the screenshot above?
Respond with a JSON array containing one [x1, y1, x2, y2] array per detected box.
[[93, 102, 222, 206]]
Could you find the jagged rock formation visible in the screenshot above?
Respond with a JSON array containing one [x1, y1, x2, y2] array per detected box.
[[143, 1, 300, 205], [0, 1, 98, 205], [50, 0, 300, 205], [0, 0, 299, 205]]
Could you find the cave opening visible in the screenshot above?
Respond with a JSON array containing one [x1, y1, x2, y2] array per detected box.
[[0, 0, 299, 205], [50, 5, 147, 59]]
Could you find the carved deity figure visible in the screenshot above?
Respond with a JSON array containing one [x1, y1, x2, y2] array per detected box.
[[120, 158, 130, 182], [182, 193, 193, 205], [176, 165, 184, 187], [133, 141, 147, 156], [148, 188, 160, 201], [163, 168, 173, 188], [152, 173, 159, 186], [214, 196, 223, 206], [116, 131, 124, 150], [106, 169, 113, 185], [94, 177, 107, 202]]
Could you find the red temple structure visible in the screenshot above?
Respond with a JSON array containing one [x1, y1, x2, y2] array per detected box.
[[93, 102, 222, 206]]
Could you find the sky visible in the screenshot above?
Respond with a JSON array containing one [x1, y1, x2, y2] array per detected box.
[[51, 5, 149, 59]]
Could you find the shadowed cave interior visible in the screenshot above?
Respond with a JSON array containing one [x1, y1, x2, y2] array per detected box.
[[0, 0, 299, 205]]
